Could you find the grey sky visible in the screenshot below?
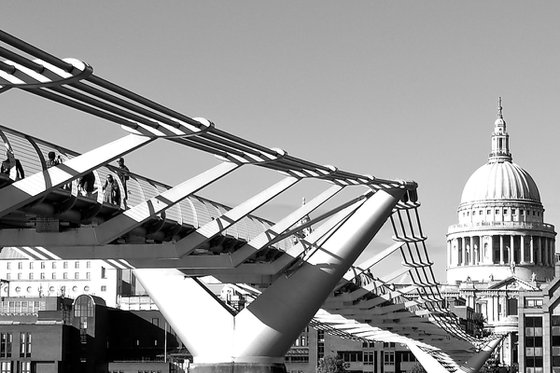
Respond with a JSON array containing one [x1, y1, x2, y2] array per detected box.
[[1, 2, 559, 280]]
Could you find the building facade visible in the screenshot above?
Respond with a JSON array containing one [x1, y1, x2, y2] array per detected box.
[[444, 101, 557, 369]]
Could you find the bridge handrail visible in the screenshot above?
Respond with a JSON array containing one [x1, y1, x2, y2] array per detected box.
[[0, 123, 282, 247]]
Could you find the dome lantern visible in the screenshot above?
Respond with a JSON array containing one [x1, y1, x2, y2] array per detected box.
[[489, 97, 512, 163]]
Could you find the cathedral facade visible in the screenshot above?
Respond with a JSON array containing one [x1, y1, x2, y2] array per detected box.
[[443, 100, 557, 367]]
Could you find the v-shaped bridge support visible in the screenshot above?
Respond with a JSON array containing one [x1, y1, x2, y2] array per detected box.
[[135, 187, 405, 373]]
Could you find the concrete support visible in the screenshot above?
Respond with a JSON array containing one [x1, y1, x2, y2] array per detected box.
[[458, 335, 505, 373], [135, 188, 405, 370]]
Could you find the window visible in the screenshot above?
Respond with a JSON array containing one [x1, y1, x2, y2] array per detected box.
[[6, 273, 10, 280], [63, 261, 68, 269], [504, 209, 508, 214], [525, 298, 543, 308], [52, 273, 56, 280], [18, 362, 31, 373], [17, 262, 22, 270], [40, 262, 45, 269], [363, 351, 375, 365], [75, 261, 80, 269], [86, 261, 91, 269], [6, 263, 10, 270], [19, 332, 31, 357], [101, 285, 107, 292], [74, 272, 79, 280], [86, 272, 90, 280], [479, 210, 483, 215], [1, 333, 12, 357], [525, 316, 544, 369], [487, 209, 491, 214], [63, 272, 68, 280], [52, 262, 56, 269], [17, 273, 22, 280], [384, 351, 395, 365], [40, 273, 45, 280], [101, 267, 106, 279], [338, 351, 362, 362], [28, 262, 33, 269], [496, 209, 499, 214], [0, 361, 12, 373]]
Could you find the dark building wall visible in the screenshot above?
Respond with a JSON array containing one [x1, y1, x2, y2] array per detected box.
[[107, 309, 180, 361]]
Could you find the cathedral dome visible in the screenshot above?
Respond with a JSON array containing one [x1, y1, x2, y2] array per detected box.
[[460, 161, 541, 204]]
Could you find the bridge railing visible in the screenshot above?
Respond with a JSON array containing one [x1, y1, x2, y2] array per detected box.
[[0, 123, 286, 249]]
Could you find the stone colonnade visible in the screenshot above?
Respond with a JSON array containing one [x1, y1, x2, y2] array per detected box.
[[447, 234, 555, 267]]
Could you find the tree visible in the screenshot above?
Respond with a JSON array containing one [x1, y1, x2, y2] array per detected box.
[[316, 355, 346, 373], [473, 312, 489, 338]]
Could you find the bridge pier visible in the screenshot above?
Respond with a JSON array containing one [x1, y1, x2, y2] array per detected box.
[[135, 188, 405, 371]]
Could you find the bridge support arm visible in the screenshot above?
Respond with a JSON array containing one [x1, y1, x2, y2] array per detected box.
[[232, 188, 405, 361], [133, 188, 405, 373], [458, 336, 505, 373]]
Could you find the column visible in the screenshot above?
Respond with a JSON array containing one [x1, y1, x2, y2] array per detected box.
[[500, 236, 504, 264], [537, 237, 542, 265], [520, 235, 525, 264], [462, 237, 467, 266], [510, 235, 514, 264], [530, 236, 534, 264], [487, 295, 495, 323], [470, 236, 475, 265]]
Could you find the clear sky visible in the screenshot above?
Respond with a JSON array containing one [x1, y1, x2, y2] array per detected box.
[[1, 2, 560, 280]]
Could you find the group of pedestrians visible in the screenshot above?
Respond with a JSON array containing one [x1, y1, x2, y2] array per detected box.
[[1, 147, 132, 208], [103, 157, 130, 206]]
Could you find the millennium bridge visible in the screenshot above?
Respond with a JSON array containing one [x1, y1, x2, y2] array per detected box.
[[0, 30, 502, 373]]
